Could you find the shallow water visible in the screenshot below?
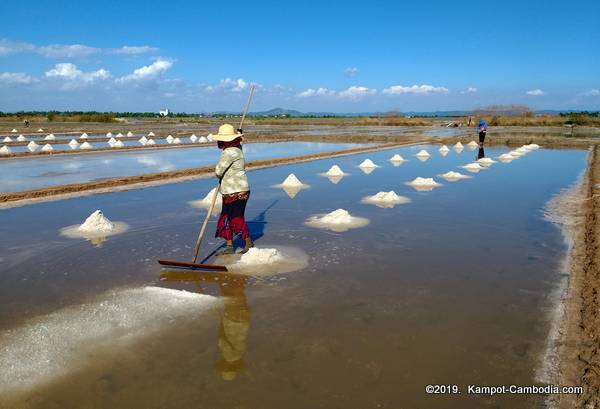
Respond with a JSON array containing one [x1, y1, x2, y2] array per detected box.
[[0, 144, 587, 408], [0, 141, 370, 193]]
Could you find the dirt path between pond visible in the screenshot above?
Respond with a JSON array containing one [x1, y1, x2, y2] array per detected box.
[[551, 145, 600, 408], [0, 140, 424, 208]]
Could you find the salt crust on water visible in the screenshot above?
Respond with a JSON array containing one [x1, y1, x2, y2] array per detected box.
[[305, 208, 370, 232], [361, 191, 411, 208], [440, 171, 471, 181], [0, 286, 218, 394], [359, 159, 378, 168], [415, 149, 430, 157], [0, 145, 11, 154], [41, 144, 53, 152], [189, 187, 222, 210], [390, 154, 405, 162]]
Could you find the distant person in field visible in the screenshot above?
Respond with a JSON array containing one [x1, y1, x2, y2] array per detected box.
[[213, 124, 253, 255], [478, 119, 488, 147]]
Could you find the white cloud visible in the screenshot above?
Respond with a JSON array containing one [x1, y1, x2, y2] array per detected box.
[[117, 59, 173, 83], [344, 67, 359, 77], [464, 87, 478, 94], [0, 72, 36, 85], [338, 86, 376, 99], [526, 89, 545, 96], [38, 44, 99, 58], [0, 39, 35, 56], [296, 87, 336, 98], [45, 63, 110, 88], [383, 84, 449, 95], [583, 89, 600, 97], [112, 46, 158, 55], [205, 78, 249, 93]]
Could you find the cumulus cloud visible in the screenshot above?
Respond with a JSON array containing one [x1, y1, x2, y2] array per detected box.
[[45, 63, 110, 88], [117, 59, 173, 83], [205, 78, 249, 93], [0, 39, 35, 56], [344, 67, 360, 77], [0, 72, 36, 85], [338, 86, 376, 99], [383, 84, 449, 95], [526, 89, 545, 96], [296, 87, 336, 98], [583, 89, 600, 97]]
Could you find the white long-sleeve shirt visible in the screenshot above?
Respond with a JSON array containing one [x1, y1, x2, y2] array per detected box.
[[215, 147, 249, 195]]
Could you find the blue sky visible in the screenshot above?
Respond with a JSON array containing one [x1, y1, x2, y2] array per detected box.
[[0, 0, 598, 112]]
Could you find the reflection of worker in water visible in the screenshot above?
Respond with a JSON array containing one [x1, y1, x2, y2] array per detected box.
[[215, 277, 251, 381], [478, 119, 488, 147], [477, 146, 485, 160]]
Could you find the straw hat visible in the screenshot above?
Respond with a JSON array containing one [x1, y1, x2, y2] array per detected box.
[[213, 124, 242, 142]]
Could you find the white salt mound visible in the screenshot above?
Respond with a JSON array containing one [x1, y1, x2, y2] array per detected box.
[[78, 210, 115, 233], [415, 149, 430, 157], [108, 137, 117, 145], [237, 248, 284, 265], [166, 135, 174, 143], [80, 133, 88, 139], [172, 137, 182, 144], [516, 147, 529, 154], [305, 208, 370, 232], [45, 134, 55, 140], [498, 153, 514, 162], [198, 136, 208, 143], [325, 165, 345, 176], [106, 132, 113, 138], [439, 145, 449, 153], [321, 209, 356, 224], [116, 133, 123, 138], [80, 142, 92, 150], [527, 143, 540, 150], [41, 144, 53, 152], [17, 135, 27, 142], [0, 145, 11, 155], [362, 191, 410, 208], [509, 150, 525, 157], [147, 139, 156, 145], [127, 131, 134, 137], [2, 136, 12, 142], [440, 171, 471, 181], [11, 128, 17, 133], [454, 142, 463, 148], [207, 134, 214, 141], [463, 162, 484, 171], [359, 159, 377, 168], [190, 187, 222, 209], [281, 173, 304, 187], [37, 128, 44, 132], [27, 141, 39, 152], [148, 131, 155, 137], [408, 177, 441, 187], [390, 154, 405, 162], [190, 134, 198, 142], [68, 139, 79, 147], [477, 157, 497, 165], [114, 140, 124, 148], [467, 141, 479, 148]]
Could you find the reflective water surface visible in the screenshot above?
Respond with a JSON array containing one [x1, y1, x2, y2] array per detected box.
[[0, 144, 587, 408]]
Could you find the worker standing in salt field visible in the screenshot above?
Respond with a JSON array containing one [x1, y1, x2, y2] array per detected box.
[[213, 124, 253, 255], [478, 118, 488, 147]]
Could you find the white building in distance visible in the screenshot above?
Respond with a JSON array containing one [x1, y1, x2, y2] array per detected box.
[[159, 108, 169, 117]]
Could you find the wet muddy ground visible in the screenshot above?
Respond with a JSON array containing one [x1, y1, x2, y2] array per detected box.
[[0, 144, 588, 408]]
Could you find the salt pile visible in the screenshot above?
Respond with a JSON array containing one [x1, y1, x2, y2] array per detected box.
[[221, 246, 309, 276], [390, 154, 405, 162], [190, 187, 223, 210], [68, 139, 79, 147], [27, 141, 39, 152], [11, 128, 17, 133], [198, 136, 208, 143], [80, 132, 88, 139], [439, 171, 471, 181], [467, 140, 479, 149], [172, 137, 182, 144], [17, 135, 27, 142], [415, 149, 430, 158], [41, 144, 53, 152], [359, 159, 378, 168], [79, 210, 115, 233], [527, 143, 540, 150], [139, 136, 148, 145], [116, 132, 124, 138], [462, 162, 484, 173], [0, 145, 11, 155], [325, 165, 346, 176], [280, 173, 304, 187], [44, 134, 55, 140], [61, 210, 129, 243], [406, 177, 442, 191], [237, 248, 284, 265], [361, 191, 411, 208], [107, 137, 117, 146], [477, 157, 497, 165], [454, 142, 463, 149], [190, 134, 198, 142], [305, 208, 370, 232], [37, 128, 44, 132], [509, 150, 525, 157], [439, 145, 449, 153], [148, 131, 155, 137], [80, 142, 93, 149], [166, 135, 174, 143], [498, 154, 514, 163], [127, 131, 134, 137], [207, 134, 214, 142], [147, 139, 156, 145], [516, 147, 529, 154], [2, 136, 12, 142], [113, 140, 124, 148], [106, 132, 113, 138]]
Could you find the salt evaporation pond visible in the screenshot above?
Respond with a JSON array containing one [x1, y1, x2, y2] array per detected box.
[[0, 144, 587, 408], [0, 141, 372, 193]]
